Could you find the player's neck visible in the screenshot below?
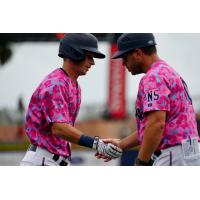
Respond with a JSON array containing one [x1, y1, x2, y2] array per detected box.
[[143, 54, 160, 73], [62, 62, 78, 82]]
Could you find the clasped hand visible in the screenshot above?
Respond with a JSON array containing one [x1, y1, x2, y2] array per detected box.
[[95, 138, 122, 162]]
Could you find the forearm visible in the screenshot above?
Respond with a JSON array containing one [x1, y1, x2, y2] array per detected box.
[[51, 122, 83, 144], [137, 122, 164, 162], [119, 130, 139, 150]]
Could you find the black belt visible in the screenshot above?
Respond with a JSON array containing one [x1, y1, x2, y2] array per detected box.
[[154, 150, 162, 157], [28, 144, 69, 166], [148, 150, 162, 166]]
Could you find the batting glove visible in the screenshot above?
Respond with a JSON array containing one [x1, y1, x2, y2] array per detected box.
[[93, 136, 122, 159]]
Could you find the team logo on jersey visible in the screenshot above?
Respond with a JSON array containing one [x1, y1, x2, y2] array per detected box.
[[144, 89, 159, 107]]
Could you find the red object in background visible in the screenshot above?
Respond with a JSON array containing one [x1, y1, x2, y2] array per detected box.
[[108, 43, 127, 119], [55, 33, 65, 39]]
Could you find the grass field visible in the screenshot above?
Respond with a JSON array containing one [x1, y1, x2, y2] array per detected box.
[[0, 142, 30, 151]]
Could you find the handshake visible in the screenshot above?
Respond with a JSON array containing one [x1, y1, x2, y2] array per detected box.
[[93, 137, 122, 161]]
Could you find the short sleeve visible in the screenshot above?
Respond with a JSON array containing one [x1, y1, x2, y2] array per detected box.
[[141, 74, 171, 113], [40, 83, 70, 124]]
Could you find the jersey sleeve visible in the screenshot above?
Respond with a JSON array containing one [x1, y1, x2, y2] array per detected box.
[[141, 74, 171, 113], [40, 82, 70, 124]]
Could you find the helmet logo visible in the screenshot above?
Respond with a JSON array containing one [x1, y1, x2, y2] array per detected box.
[[148, 40, 154, 45]]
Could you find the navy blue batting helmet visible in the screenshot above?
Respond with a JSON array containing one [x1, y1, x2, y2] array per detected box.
[[58, 33, 105, 62], [112, 33, 156, 59]]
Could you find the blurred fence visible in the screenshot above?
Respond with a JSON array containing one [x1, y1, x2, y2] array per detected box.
[[0, 96, 200, 143]]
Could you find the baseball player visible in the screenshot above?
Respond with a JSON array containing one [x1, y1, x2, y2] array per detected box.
[[97, 33, 200, 166], [20, 33, 122, 166]]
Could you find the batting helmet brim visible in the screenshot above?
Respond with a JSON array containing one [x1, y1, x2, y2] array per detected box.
[[112, 48, 133, 59], [81, 46, 105, 59]]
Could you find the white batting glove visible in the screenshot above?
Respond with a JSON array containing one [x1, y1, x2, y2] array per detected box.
[[93, 136, 122, 159]]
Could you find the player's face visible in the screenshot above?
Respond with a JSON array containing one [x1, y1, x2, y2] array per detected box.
[[76, 52, 95, 76], [122, 49, 143, 75]]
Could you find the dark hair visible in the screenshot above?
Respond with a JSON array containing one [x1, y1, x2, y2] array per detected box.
[[140, 45, 157, 55]]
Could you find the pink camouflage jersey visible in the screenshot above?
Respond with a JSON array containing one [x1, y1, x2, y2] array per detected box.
[[135, 59, 199, 150], [25, 68, 81, 157]]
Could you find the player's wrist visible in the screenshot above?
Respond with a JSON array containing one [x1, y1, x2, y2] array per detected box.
[[92, 136, 100, 150], [78, 135, 102, 150], [118, 140, 125, 150], [135, 158, 150, 166], [78, 134, 95, 149]]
